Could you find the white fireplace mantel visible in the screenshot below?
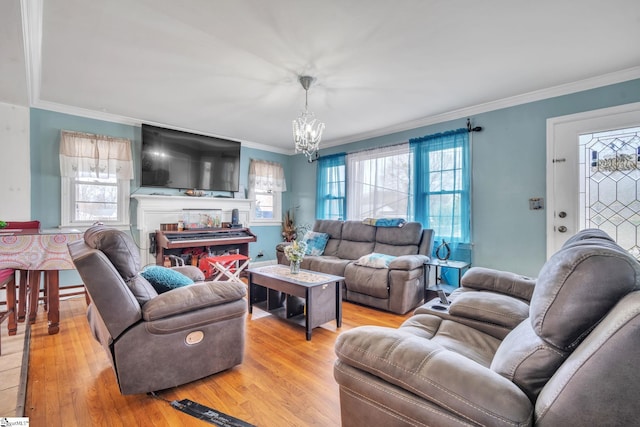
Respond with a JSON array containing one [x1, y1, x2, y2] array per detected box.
[[131, 194, 253, 265]]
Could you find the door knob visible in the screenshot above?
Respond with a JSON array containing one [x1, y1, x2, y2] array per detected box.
[[558, 226, 567, 233]]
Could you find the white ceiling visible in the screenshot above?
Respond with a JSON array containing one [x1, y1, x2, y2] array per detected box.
[[3, 0, 640, 153]]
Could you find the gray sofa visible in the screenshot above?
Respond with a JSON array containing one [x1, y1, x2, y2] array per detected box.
[[277, 219, 434, 314], [334, 229, 640, 426], [68, 225, 247, 395]]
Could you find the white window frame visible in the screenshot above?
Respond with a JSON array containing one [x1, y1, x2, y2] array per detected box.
[[59, 130, 133, 229], [248, 159, 286, 226], [250, 188, 282, 226], [61, 175, 131, 228]]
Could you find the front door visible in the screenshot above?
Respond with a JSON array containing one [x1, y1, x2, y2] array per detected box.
[[547, 102, 640, 258]]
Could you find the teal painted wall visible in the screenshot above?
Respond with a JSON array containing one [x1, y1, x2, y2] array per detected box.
[[29, 108, 289, 284], [289, 78, 640, 277], [29, 78, 640, 282]]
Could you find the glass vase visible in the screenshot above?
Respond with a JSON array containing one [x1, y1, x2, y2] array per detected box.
[[290, 260, 301, 274]]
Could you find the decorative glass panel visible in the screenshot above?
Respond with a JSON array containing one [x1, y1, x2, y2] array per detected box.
[[579, 126, 640, 259]]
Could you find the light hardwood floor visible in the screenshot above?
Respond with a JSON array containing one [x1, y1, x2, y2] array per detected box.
[[25, 295, 413, 426]]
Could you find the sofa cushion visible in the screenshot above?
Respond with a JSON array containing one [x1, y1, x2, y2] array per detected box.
[[373, 222, 423, 256], [337, 221, 376, 259], [491, 320, 566, 401], [303, 231, 330, 256], [84, 225, 141, 280], [344, 263, 390, 299], [127, 275, 159, 305], [355, 253, 397, 269], [531, 236, 639, 350], [303, 256, 351, 277], [140, 265, 194, 294], [313, 219, 344, 256], [83, 225, 160, 304], [491, 233, 640, 401]]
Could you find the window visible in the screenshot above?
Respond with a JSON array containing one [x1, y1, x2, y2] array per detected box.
[[248, 159, 286, 224], [346, 144, 411, 220], [410, 128, 470, 261], [315, 128, 471, 264], [59, 131, 133, 227], [316, 153, 346, 220]]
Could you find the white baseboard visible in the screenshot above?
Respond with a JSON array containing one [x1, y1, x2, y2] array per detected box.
[[249, 259, 277, 268]]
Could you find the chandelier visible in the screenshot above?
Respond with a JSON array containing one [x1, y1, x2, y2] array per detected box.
[[292, 75, 325, 162]]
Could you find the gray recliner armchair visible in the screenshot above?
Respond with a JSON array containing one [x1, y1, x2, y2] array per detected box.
[[334, 229, 640, 426], [68, 225, 247, 395]]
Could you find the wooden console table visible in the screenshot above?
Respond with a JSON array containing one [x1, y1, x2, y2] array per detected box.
[[0, 229, 83, 334]]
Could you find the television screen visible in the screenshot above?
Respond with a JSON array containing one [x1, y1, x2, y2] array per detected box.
[[141, 124, 241, 192]]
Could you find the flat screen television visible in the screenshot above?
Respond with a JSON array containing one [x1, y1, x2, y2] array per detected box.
[[141, 124, 241, 192]]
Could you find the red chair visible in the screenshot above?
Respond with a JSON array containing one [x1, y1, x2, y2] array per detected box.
[[2, 221, 40, 322], [0, 268, 17, 355]]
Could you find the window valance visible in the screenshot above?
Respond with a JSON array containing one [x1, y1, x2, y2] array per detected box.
[[248, 159, 286, 192], [59, 130, 134, 180]]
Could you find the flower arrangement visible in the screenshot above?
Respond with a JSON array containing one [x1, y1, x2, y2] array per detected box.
[[284, 240, 307, 263], [0, 221, 6, 229]]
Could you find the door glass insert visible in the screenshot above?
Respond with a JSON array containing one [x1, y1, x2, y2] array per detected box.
[[579, 126, 640, 259]]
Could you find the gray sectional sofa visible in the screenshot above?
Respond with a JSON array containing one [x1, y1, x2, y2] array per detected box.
[[276, 219, 434, 314], [334, 228, 640, 426]]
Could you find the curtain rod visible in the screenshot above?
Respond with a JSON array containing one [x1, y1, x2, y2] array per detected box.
[[467, 118, 482, 132], [314, 119, 482, 162]]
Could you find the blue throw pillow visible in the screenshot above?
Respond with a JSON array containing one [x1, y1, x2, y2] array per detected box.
[[362, 218, 406, 227], [303, 231, 331, 256], [140, 265, 194, 294]]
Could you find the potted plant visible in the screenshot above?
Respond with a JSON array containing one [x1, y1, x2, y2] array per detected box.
[[282, 209, 297, 242]]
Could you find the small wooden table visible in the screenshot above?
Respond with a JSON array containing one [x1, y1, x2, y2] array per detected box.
[[0, 229, 83, 334], [247, 265, 343, 341]]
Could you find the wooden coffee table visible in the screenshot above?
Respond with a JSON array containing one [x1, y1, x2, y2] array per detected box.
[[247, 265, 343, 340]]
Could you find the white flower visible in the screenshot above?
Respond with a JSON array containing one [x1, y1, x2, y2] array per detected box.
[[284, 240, 307, 262]]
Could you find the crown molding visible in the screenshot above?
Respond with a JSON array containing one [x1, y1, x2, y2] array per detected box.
[[32, 99, 291, 155]]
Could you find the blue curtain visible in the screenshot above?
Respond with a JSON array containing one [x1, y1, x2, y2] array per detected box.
[[316, 153, 346, 220], [410, 128, 471, 283]]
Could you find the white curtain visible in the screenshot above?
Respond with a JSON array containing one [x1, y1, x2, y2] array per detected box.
[[59, 130, 134, 180], [248, 159, 287, 192], [346, 143, 411, 220]]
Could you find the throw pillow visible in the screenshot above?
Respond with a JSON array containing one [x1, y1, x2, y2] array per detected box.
[[355, 253, 397, 269], [303, 231, 331, 256], [140, 265, 194, 294]]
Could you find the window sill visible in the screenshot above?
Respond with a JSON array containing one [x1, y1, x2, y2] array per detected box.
[[249, 219, 282, 227], [59, 223, 131, 232]]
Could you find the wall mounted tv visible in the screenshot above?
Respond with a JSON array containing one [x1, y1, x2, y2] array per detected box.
[[141, 124, 241, 192]]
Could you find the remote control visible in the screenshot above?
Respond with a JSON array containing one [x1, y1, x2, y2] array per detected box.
[[437, 289, 449, 305]]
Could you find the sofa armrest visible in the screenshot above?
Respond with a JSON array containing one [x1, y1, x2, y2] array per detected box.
[[335, 325, 532, 426], [388, 254, 430, 270], [171, 265, 205, 282], [448, 289, 530, 330], [141, 281, 246, 321], [461, 267, 536, 302]]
